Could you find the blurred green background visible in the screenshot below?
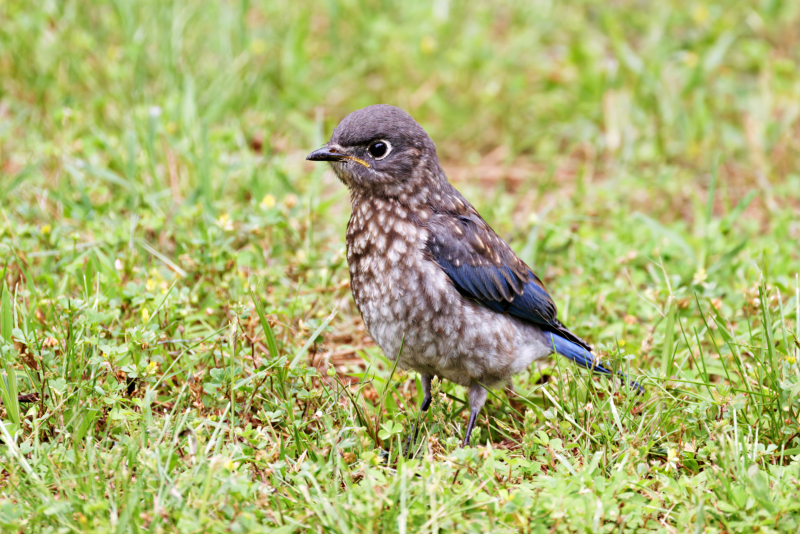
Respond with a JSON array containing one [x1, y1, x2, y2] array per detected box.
[[3, 0, 800, 532], [3, 0, 799, 212]]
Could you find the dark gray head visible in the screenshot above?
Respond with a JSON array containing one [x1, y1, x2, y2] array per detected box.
[[306, 105, 443, 194]]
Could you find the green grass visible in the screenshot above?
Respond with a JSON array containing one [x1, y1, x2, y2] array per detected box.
[[2, 0, 800, 531]]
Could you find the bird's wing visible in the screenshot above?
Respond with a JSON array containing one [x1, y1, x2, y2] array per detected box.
[[424, 204, 590, 350]]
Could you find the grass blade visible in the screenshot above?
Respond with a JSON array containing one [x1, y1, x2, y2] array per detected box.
[[1, 281, 12, 343], [661, 296, 676, 378], [250, 290, 280, 360]]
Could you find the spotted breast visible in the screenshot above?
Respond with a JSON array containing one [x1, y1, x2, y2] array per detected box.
[[345, 193, 552, 388]]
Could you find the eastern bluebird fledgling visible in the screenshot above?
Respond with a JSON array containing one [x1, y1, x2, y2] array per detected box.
[[307, 105, 640, 448]]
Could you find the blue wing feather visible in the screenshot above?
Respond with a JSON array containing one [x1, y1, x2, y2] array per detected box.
[[438, 257, 583, 344], [423, 196, 644, 392], [425, 197, 583, 348], [546, 333, 644, 392], [507, 272, 558, 324], [546, 333, 611, 373]]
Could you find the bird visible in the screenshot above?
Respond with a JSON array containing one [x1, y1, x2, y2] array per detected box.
[[307, 104, 640, 448]]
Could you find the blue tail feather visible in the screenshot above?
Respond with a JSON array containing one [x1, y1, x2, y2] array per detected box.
[[546, 333, 644, 393]]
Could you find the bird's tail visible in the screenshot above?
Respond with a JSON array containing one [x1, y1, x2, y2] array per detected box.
[[546, 333, 643, 393]]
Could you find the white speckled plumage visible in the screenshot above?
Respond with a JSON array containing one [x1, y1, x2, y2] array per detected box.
[[347, 191, 551, 388]]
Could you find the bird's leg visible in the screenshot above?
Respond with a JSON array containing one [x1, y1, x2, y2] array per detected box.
[[420, 374, 433, 412], [413, 374, 433, 444], [404, 374, 433, 457], [462, 382, 488, 447]]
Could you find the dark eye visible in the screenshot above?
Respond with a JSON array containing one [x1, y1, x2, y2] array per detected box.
[[367, 140, 392, 160]]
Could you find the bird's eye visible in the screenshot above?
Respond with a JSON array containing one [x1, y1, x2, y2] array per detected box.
[[367, 140, 391, 160]]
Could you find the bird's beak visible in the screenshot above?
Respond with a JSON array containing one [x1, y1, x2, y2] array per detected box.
[[306, 146, 346, 162], [306, 145, 371, 168]]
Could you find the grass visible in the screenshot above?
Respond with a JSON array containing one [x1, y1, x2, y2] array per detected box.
[[2, 0, 800, 531]]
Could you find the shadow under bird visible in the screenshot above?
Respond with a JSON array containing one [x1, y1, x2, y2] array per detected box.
[[307, 104, 641, 448]]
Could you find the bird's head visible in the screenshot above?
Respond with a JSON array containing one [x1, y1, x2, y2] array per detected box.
[[306, 105, 443, 196]]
